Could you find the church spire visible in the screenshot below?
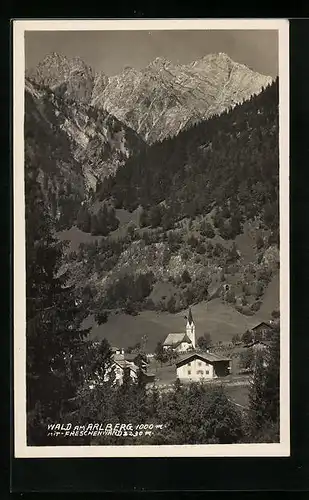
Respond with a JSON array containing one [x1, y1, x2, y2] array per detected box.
[[186, 307, 195, 349], [188, 307, 193, 325]]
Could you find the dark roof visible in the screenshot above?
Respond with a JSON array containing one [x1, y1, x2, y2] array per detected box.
[[251, 321, 273, 331], [245, 340, 272, 348], [175, 351, 231, 367], [114, 360, 139, 373]]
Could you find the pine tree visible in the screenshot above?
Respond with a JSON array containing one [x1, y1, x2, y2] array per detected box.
[[25, 162, 90, 445], [76, 205, 91, 233]]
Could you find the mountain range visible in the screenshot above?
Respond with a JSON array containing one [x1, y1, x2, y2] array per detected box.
[[26, 51, 273, 143]]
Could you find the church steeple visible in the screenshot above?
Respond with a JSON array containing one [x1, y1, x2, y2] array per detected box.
[[188, 307, 193, 325], [186, 308, 195, 348]]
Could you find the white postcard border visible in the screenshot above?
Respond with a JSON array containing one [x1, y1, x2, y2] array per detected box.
[[13, 18, 290, 458]]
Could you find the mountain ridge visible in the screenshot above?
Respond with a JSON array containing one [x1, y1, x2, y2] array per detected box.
[[27, 51, 273, 143]]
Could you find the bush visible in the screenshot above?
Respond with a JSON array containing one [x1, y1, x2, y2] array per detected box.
[[242, 329, 253, 344], [251, 300, 262, 312], [231, 334, 241, 345], [95, 311, 109, 325], [124, 302, 138, 316], [213, 243, 224, 257], [181, 250, 189, 261], [200, 221, 215, 238], [181, 269, 191, 284], [197, 333, 212, 350], [239, 349, 254, 371], [226, 242, 239, 264], [226, 289, 236, 304], [149, 205, 162, 228], [196, 242, 206, 254], [167, 295, 176, 313], [256, 235, 264, 250], [271, 309, 280, 319]]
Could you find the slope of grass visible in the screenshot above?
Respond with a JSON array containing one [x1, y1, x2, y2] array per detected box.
[[57, 225, 102, 253], [258, 272, 279, 317], [85, 298, 267, 353]]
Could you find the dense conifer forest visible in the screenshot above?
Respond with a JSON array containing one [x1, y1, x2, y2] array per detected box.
[[98, 79, 279, 241]]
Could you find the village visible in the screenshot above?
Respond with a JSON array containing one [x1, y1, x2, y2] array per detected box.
[[89, 308, 279, 399]]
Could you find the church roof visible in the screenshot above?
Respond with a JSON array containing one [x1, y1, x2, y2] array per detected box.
[[163, 333, 192, 347]]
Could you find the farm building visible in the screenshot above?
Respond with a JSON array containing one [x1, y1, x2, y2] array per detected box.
[[251, 321, 274, 341], [175, 352, 231, 382]]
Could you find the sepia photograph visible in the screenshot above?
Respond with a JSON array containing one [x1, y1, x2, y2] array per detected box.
[[13, 19, 290, 458]]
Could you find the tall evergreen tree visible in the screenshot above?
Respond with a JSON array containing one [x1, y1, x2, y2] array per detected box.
[[25, 162, 89, 445]]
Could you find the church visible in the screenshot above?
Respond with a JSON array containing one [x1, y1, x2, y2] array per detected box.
[[162, 308, 196, 353]]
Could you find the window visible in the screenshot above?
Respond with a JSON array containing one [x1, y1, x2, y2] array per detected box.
[[205, 370, 209, 375], [198, 361, 202, 367], [197, 370, 204, 375], [188, 362, 191, 367], [188, 370, 191, 375]]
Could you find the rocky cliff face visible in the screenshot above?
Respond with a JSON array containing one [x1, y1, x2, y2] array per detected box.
[[25, 76, 145, 187], [27, 52, 273, 144], [25, 77, 145, 229]]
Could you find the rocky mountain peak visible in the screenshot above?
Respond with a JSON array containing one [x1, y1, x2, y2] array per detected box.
[[91, 52, 273, 143], [146, 56, 174, 69], [26, 52, 95, 104]]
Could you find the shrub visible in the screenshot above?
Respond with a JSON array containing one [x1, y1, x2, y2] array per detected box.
[[200, 221, 215, 238], [94, 311, 108, 325], [167, 295, 176, 313], [181, 269, 191, 284], [256, 235, 264, 250], [251, 300, 262, 312], [226, 289, 236, 304], [181, 250, 189, 261], [271, 309, 280, 319], [188, 235, 198, 249]]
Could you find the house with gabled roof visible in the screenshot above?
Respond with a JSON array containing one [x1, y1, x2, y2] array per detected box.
[[175, 351, 231, 382], [251, 321, 274, 341]]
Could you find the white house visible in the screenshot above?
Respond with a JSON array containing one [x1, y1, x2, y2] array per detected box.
[[175, 352, 231, 382], [113, 359, 139, 385], [163, 308, 196, 353]]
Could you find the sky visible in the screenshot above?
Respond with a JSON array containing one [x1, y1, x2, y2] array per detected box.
[[25, 30, 278, 77]]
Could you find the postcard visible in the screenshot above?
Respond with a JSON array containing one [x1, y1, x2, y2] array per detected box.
[[13, 18, 290, 458]]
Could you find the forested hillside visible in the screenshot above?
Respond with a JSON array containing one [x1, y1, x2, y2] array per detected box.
[[59, 80, 279, 324], [99, 78, 279, 242]]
